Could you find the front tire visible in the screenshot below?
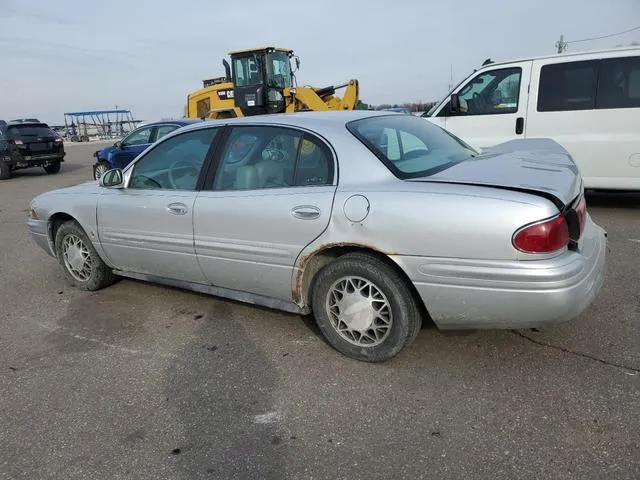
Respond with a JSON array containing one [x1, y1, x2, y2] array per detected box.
[[0, 161, 10, 180], [311, 253, 422, 362], [44, 162, 61, 174], [93, 161, 110, 180], [54, 220, 117, 291]]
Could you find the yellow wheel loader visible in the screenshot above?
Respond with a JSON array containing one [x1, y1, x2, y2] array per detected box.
[[184, 47, 359, 120]]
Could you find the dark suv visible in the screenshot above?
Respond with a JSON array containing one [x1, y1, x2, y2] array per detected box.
[[0, 120, 66, 180]]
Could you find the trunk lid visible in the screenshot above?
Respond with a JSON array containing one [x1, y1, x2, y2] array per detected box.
[[409, 138, 583, 208]]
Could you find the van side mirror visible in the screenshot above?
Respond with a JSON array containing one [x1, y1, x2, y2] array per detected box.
[[99, 168, 124, 188], [448, 94, 460, 115]]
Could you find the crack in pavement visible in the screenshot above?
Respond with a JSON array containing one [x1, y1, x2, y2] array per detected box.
[[511, 330, 640, 374]]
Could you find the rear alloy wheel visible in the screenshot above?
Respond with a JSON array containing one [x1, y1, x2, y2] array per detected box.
[[93, 161, 110, 180], [44, 162, 61, 174], [0, 161, 10, 180], [54, 220, 117, 291], [311, 253, 422, 362]]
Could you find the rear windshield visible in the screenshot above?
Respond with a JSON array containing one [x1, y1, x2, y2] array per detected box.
[[7, 124, 55, 138], [346, 115, 478, 178]]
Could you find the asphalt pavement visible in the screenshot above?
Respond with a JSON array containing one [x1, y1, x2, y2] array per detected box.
[[1, 144, 638, 480]]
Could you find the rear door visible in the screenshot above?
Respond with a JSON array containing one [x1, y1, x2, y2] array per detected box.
[[526, 53, 640, 189], [97, 126, 221, 283], [193, 124, 337, 301], [427, 61, 533, 151]]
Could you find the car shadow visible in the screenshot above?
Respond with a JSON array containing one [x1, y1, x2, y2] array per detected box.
[[164, 300, 286, 479], [7, 163, 85, 178]]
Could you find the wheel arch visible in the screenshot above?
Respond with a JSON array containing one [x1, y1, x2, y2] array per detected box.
[[294, 243, 431, 321], [47, 212, 77, 256]]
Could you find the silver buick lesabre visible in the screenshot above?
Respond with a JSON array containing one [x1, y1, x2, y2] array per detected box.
[[27, 111, 607, 362]]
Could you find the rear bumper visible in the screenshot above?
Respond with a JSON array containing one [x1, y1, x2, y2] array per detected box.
[[8, 153, 65, 167], [27, 219, 56, 257], [392, 216, 607, 329]]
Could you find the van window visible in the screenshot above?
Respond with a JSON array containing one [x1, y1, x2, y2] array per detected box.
[[442, 67, 522, 117], [537, 60, 598, 112], [596, 56, 640, 109]]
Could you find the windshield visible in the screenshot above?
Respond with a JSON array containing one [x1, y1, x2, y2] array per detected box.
[[347, 115, 478, 178], [265, 52, 293, 88]]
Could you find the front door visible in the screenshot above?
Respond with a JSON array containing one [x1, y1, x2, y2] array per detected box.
[[193, 125, 337, 301], [428, 61, 532, 151], [97, 126, 221, 283], [109, 125, 154, 169]]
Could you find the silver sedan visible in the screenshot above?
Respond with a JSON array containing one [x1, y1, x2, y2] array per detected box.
[[27, 111, 607, 362]]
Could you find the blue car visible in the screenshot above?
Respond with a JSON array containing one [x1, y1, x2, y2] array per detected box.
[[92, 119, 202, 180]]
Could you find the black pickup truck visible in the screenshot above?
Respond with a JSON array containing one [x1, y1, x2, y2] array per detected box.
[[0, 119, 66, 180]]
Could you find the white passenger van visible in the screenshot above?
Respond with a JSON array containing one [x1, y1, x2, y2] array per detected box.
[[423, 47, 640, 190]]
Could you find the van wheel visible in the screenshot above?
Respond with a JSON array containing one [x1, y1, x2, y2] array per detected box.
[[310, 252, 422, 362], [44, 162, 61, 174], [54, 220, 117, 291], [0, 161, 10, 180]]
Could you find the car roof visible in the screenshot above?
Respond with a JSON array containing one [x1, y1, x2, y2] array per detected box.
[[136, 118, 202, 128], [176, 110, 403, 137], [474, 45, 640, 70]]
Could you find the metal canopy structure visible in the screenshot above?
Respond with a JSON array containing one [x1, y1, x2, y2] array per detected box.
[[63, 109, 141, 142]]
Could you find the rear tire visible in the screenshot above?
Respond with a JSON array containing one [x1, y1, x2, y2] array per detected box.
[[310, 252, 422, 362], [54, 220, 117, 291], [44, 162, 61, 174], [0, 161, 10, 180]]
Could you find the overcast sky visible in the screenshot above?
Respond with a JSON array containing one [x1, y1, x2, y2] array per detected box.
[[1, 0, 639, 124]]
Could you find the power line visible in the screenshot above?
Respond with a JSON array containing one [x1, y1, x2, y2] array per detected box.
[[556, 26, 640, 53], [566, 25, 640, 44]]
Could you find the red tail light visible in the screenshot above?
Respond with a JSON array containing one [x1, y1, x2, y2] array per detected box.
[[513, 215, 570, 253], [574, 196, 586, 236]]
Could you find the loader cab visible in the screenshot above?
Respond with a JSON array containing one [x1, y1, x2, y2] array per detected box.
[[229, 47, 295, 116]]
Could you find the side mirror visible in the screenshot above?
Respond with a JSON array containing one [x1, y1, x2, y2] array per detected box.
[[99, 168, 124, 188], [114, 140, 123, 148], [448, 94, 460, 115]]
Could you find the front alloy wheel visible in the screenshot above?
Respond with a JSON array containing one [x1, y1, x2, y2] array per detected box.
[[94, 161, 110, 180]]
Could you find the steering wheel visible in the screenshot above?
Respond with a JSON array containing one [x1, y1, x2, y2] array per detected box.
[[168, 159, 200, 189], [472, 92, 488, 113]]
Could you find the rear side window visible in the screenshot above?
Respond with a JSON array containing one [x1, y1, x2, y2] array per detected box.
[[347, 115, 477, 179], [537, 60, 598, 111], [596, 56, 640, 109], [7, 124, 55, 138]]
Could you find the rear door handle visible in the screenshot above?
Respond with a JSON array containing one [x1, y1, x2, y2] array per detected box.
[[166, 202, 188, 215], [291, 205, 321, 220], [515, 117, 524, 135]]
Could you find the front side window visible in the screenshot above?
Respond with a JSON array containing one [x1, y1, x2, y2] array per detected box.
[[211, 126, 333, 191], [347, 114, 477, 178], [233, 55, 263, 87], [597, 56, 640, 109], [537, 60, 598, 112], [265, 52, 293, 88], [122, 127, 153, 147], [129, 127, 218, 191], [450, 67, 522, 116]]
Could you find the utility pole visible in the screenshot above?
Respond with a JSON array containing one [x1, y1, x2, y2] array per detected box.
[[555, 34, 568, 53]]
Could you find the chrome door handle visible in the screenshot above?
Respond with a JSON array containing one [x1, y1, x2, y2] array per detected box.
[[166, 202, 188, 215], [291, 205, 321, 220]]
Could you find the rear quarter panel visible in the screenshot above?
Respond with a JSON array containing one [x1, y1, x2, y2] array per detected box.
[[315, 181, 560, 261]]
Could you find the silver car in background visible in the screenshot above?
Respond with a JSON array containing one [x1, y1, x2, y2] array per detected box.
[[27, 111, 607, 362]]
